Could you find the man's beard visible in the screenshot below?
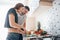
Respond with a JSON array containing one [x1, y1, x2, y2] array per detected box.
[[22, 13, 25, 15]]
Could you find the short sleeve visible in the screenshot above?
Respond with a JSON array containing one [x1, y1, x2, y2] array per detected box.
[[8, 8, 16, 15]]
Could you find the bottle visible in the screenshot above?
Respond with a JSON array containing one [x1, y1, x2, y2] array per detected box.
[[37, 21, 41, 31]]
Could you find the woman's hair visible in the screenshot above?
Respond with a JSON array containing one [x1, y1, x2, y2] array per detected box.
[[14, 3, 24, 10]]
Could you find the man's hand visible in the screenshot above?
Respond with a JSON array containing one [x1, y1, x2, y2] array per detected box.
[[18, 28, 26, 35]]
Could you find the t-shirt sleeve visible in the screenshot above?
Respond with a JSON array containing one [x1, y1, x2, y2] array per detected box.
[[8, 8, 16, 16]]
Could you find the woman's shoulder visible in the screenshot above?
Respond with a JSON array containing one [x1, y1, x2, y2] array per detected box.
[[9, 8, 15, 11], [7, 8, 16, 15]]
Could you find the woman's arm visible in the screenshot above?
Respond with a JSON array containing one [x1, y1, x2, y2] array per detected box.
[[9, 13, 24, 29]]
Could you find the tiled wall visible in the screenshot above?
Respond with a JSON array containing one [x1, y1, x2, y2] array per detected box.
[[44, 0, 60, 35], [32, 0, 60, 35]]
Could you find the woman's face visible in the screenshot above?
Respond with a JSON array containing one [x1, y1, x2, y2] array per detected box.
[[17, 7, 28, 15], [17, 7, 24, 13]]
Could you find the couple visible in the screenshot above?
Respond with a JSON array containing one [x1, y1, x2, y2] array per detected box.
[[4, 3, 30, 40]]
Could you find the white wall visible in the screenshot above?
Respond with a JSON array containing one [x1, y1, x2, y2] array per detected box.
[[31, 5, 52, 33], [25, 0, 39, 16], [25, 0, 40, 31]]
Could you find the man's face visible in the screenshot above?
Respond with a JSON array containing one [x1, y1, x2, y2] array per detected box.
[[21, 7, 29, 15], [24, 8, 29, 14]]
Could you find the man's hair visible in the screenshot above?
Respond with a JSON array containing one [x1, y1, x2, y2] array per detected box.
[[14, 3, 24, 10], [25, 6, 30, 11]]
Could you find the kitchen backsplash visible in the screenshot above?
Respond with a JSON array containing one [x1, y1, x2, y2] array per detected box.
[[43, 0, 60, 35]]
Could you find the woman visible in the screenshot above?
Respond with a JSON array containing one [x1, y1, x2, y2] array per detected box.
[[4, 3, 26, 40]]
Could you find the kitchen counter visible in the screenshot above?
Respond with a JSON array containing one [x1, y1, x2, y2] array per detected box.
[[23, 34, 54, 40]]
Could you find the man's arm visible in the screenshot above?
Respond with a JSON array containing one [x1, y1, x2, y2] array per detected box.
[[22, 19, 26, 32], [24, 20, 26, 28]]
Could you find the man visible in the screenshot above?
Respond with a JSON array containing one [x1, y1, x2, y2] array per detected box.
[[4, 3, 30, 40]]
